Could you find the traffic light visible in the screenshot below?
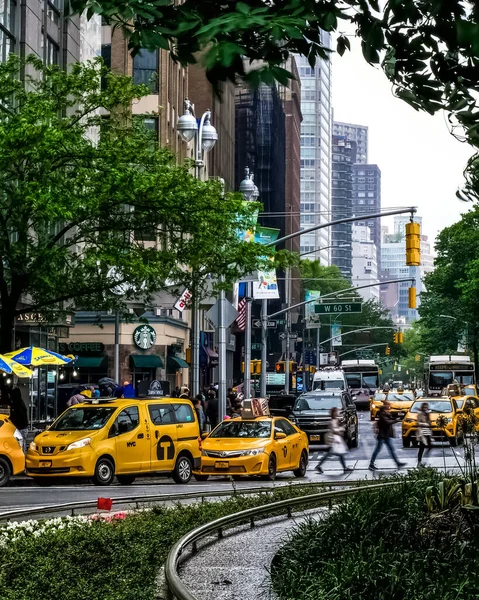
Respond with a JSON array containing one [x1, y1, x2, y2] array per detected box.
[[393, 332, 399, 344], [385, 346, 390, 355], [275, 362, 285, 373], [398, 332, 404, 344], [241, 360, 261, 374], [275, 361, 297, 374], [415, 354, 420, 362], [408, 287, 417, 309], [405, 221, 421, 266]]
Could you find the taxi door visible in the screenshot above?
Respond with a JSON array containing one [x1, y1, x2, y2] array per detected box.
[[273, 419, 291, 469], [112, 405, 148, 474], [146, 403, 178, 472], [278, 418, 303, 469]]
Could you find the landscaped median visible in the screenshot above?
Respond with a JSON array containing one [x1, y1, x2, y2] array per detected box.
[[0, 482, 334, 600], [271, 468, 479, 600]]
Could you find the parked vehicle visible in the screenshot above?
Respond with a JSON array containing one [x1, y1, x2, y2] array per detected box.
[[0, 416, 25, 486], [26, 397, 201, 485], [290, 390, 358, 448]]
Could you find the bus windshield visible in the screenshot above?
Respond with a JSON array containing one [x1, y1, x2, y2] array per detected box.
[[345, 373, 361, 389], [362, 374, 379, 389], [429, 371, 453, 388], [455, 372, 474, 385], [312, 379, 345, 390]]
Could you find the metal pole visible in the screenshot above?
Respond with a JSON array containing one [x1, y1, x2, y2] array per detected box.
[[285, 267, 291, 394], [191, 297, 200, 397], [260, 299, 267, 397], [316, 327, 320, 369], [218, 277, 227, 419], [244, 284, 252, 399], [114, 311, 120, 383]]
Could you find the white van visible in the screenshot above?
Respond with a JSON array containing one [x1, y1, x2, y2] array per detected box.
[[312, 368, 347, 391]]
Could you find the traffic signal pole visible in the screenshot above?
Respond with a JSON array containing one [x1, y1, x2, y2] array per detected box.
[[257, 206, 417, 397]]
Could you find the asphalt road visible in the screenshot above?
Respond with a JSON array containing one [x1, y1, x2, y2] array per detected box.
[[2, 410, 463, 511]]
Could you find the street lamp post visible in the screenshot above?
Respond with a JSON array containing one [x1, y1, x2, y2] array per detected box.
[[177, 99, 218, 398]]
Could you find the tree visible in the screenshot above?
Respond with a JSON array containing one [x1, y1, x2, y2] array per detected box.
[[419, 206, 479, 371], [0, 55, 274, 352], [69, 2, 479, 195]]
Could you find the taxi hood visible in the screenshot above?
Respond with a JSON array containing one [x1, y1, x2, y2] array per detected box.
[[203, 437, 268, 450], [35, 429, 100, 445]]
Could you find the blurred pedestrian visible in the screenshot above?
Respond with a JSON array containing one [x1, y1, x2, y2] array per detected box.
[[67, 389, 84, 407], [315, 407, 352, 474], [417, 402, 432, 467], [179, 385, 190, 399], [206, 390, 219, 429], [194, 395, 206, 432], [369, 401, 406, 471], [9, 388, 29, 453]]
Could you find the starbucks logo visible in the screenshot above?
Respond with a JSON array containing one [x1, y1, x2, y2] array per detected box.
[[133, 325, 156, 349]]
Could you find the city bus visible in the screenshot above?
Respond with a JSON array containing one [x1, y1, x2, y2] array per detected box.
[[341, 359, 380, 407], [425, 355, 475, 396]]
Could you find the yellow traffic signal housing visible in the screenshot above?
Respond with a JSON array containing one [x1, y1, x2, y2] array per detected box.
[[385, 346, 390, 355], [275, 361, 297, 374], [186, 347, 191, 364], [408, 287, 417, 309], [398, 332, 404, 344], [241, 360, 261, 374], [406, 221, 421, 266], [393, 332, 399, 344], [415, 354, 420, 361]]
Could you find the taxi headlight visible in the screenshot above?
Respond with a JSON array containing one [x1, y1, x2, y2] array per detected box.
[[66, 437, 91, 451], [243, 448, 265, 456], [29, 441, 37, 452], [371, 403, 376, 409], [13, 429, 23, 447]]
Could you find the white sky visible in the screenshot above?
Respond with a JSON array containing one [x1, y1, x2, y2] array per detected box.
[[331, 38, 474, 246]]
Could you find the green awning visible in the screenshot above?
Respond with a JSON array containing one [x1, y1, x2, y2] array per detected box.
[[74, 356, 108, 369], [130, 354, 163, 369], [167, 356, 189, 371]]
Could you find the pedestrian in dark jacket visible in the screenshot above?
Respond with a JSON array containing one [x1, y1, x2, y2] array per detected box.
[[206, 391, 219, 429], [194, 396, 206, 432], [10, 388, 29, 453], [369, 401, 406, 471]]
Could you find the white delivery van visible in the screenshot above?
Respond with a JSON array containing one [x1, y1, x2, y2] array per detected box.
[[312, 368, 347, 391]]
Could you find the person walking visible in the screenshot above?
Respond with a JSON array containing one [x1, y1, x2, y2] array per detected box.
[[417, 402, 432, 467], [9, 388, 29, 453], [369, 401, 406, 471], [67, 389, 84, 407], [315, 408, 353, 474]]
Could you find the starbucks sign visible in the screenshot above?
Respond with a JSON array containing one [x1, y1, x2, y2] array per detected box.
[[133, 325, 156, 349]]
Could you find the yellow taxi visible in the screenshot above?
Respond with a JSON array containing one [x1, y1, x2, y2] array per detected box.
[[26, 397, 201, 485], [0, 416, 25, 486], [194, 416, 309, 481], [369, 391, 415, 421], [402, 398, 462, 447]]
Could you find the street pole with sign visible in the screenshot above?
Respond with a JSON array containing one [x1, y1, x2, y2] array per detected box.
[[177, 99, 218, 398]]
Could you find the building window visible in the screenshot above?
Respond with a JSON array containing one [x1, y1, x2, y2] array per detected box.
[[133, 49, 159, 92], [47, 0, 60, 24], [46, 37, 59, 65], [299, 66, 315, 77], [0, 27, 14, 62], [0, 0, 15, 61]]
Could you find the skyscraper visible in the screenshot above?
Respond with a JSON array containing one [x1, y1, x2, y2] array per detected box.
[[297, 34, 332, 264], [331, 135, 356, 280], [333, 121, 368, 164]]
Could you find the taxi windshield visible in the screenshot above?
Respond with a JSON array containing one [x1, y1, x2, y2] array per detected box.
[[294, 395, 342, 411], [375, 393, 414, 402], [410, 401, 452, 414], [211, 421, 272, 438], [50, 407, 116, 431], [464, 388, 476, 396]]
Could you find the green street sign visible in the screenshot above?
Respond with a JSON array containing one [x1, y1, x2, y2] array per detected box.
[[314, 302, 362, 314]]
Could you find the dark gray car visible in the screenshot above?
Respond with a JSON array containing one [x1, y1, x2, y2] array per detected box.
[[290, 390, 358, 448]]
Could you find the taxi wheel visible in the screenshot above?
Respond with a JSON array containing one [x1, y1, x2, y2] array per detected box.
[[402, 437, 411, 448], [262, 454, 277, 481], [172, 455, 193, 484], [293, 450, 308, 478], [92, 457, 115, 486], [117, 475, 136, 485], [0, 457, 11, 487], [193, 474, 210, 481]]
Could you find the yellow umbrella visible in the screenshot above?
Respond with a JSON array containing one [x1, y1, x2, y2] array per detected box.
[[5, 346, 73, 367], [0, 354, 33, 378]]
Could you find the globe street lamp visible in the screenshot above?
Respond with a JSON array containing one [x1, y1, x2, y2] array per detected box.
[[177, 99, 218, 397]]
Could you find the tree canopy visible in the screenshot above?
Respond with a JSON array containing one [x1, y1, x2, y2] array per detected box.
[[68, 1, 479, 195], [0, 55, 274, 351]]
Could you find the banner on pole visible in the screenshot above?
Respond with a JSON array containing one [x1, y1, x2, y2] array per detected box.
[[305, 290, 321, 329], [331, 324, 342, 347], [252, 226, 280, 300]]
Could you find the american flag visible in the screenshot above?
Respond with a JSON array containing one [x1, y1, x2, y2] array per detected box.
[[235, 298, 247, 331]]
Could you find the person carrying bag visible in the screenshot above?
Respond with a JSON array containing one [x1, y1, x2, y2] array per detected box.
[[315, 407, 353, 474]]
